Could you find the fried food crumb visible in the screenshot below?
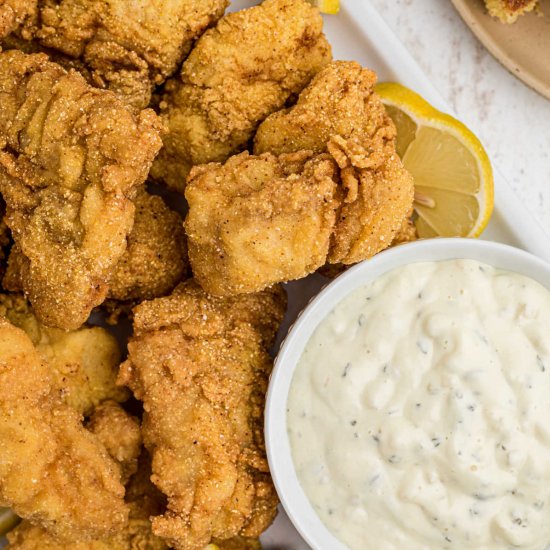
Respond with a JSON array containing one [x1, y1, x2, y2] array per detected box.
[[119, 281, 287, 550]]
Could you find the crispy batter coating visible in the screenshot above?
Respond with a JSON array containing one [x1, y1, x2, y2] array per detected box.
[[5, 518, 167, 550], [0, 317, 128, 540], [151, 0, 332, 191], [214, 538, 261, 550], [1, 0, 229, 107], [6, 525, 261, 550], [319, 212, 419, 280], [392, 211, 418, 246], [0, 0, 36, 39], [185, 151, 340, 295], [327, 134, 415, 264], [0, 33, 96, 82], [118, 281, 287, 550], [255, 61, 389, 155], [484, 0, 538, 23], [0, 293, 127, 415], [6, 453, 169, 549], [184, 62, 414, 297], [254, 60, 415, 264], [87, 400, 142, 485], [107, 188, 189, 303], [0, 50, 163, 330], [0, 198, 11, 280]]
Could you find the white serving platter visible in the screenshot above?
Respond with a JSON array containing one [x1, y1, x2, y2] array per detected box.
[[234, 0, 550, 547], [1, 1, 548, 549]]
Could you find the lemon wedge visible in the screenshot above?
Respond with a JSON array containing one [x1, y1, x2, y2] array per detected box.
[[0, 508, 19, 536], [376, 82, 494, 238], [309, 0, 340, 14]]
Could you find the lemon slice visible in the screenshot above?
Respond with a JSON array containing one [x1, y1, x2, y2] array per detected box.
[[0, 508, 19, 536], [376, 82, 494, 238], [308, 0, 340, 14]]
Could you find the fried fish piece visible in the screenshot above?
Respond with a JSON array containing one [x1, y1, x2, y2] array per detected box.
[[184, 62, 414, 297], [484, 0, 538, 23], [185, 151, 339, 296], [5, 513, 167, 550], [0, 317, 128, 540], [254, 60, 415, 265], [107, 188, 189, 303], [1, 0, 229, 107], [0, 50, 162, 330], [0, 33, 97, 86], [151, 0, 332, 191], [319, 210, 419, 280], [118, 281, 286, 550], [6, 452, 169, 549], [0, 0, 36, 39], [391, 210, 418, 246], [0, 294, 127, 415], [4, 448, 262, 548], [87, 400, 142, 485], [213, 538, 261, 550], [0, 198, 12, 280]]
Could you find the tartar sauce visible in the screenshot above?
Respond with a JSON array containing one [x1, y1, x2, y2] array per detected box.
[[287, 260, 550, 550]]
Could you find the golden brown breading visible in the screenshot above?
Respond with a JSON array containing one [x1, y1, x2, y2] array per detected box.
[[0, 50, 163, 330], [184, 62, 414, 297], [0, 33, 95, 81], [107, 188, 189, 303], [6, 453, 169, 550], [185, 151, 340, 296], [213, 538, 261, 550], [4, 428, 261, 550], [326, 133, 415, 264], [254, 60, 415, 265], [151, 0, 332, 191], [0, 198, 11, 280], [87, 400, 142, 484], [0, 317, 128, 540], [392, 212, 418, 246], [484, 0, 538, 23], [5, 520, 167, 550], [118, 281, 287, 550], [0, 0, 36, 39], [319, 212, 419, 280], [0, 294, 127, 416], [2, 0, 229, 107], [255, 61, 390, 156]]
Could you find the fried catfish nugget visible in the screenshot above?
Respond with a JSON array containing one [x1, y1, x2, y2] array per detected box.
[[6, 453, 169, 550], [213, 538, 262, 550], [119, 281, 287, 550], [0, 318, 128, 540], [108, 188, 189, 303], [0, 294, 127, 415], [151, 0, 332, 191], [0, 51, 162, 330], [1, 0, 229, 107], [87, 400, 142, 484], [0, 198, 12, 280], [185, 151, 339, 295], [255, 60, 415, 264], [185, 62, 414, 297], [0, 0, 36, 39]]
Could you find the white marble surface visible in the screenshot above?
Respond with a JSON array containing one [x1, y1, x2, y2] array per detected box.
[[370, 0, 550, 236]]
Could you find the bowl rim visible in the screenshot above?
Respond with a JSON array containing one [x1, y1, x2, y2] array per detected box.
[[264, 237, 550, 550]]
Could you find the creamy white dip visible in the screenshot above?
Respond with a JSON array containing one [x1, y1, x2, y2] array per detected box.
[[287, 259, 550, 550]]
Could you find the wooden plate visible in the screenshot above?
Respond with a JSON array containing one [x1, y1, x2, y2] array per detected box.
[[451, 0, 550, 99]]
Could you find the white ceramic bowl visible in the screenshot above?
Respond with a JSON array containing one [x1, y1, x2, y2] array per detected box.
[[265, 237, 550, 550]]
